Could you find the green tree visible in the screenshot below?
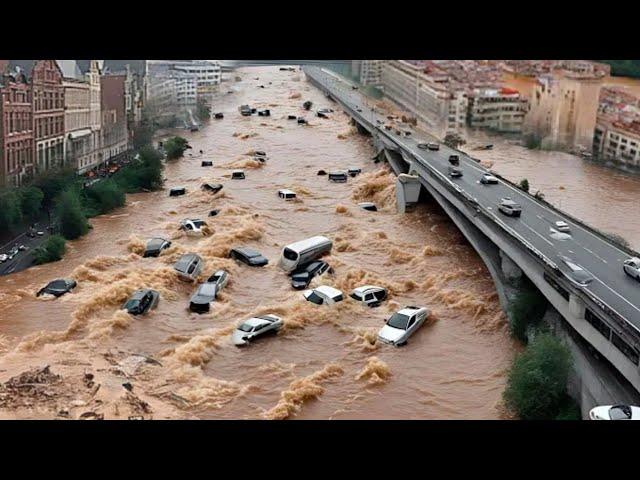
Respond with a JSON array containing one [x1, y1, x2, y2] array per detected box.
[[113, 146, 164, 192], [56, 188, 89, 240], [33, 235, 66, 264], [18, 186, 44, 220], [508, 288, 548, 342], [443, 132, 466, 150], [0, 189, 23, 231], [83, 179, 126, 216], [196, 99, 211, 122], [519, 178, 530, 192], [503, 333, 573, 420], [31, 167, 78, 208], [164, 136, 190, 160]]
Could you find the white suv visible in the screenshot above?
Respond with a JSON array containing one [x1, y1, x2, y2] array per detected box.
[[623, 257, 640, 281]]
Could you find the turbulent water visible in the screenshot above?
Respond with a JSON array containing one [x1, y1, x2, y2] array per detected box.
[[0, 67, 516, 420]]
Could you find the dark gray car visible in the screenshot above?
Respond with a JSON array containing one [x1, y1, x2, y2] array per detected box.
[[143, 238, 172, 258], [229, 247, 268, 267], [189, 282, 218, 313], [122, 289, 159, 315], [36, 279, 77, 297]]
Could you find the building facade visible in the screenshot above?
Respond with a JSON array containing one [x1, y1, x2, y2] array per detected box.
[[358, 60, 383, 86], [100, 74, 129, 162], [63, 77, 93, 172], [467, 87, 528, 133], [171, 60, 221, 96], [0, 69, 34, 187], [32, 60, 65, 174], [593, 119, 640, 168]]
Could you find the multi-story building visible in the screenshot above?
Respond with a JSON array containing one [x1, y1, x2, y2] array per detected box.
[[525, 67, 603, 151], [358, 60, 383, 86], [0, 68, 34, 187], [146, 76, 177, 112], [171, 60, 221, 96], [31, 60, 65, 174], [381, 60, 467, 135], [100, 74, 129, 162], [86, 60, 103, 171], [593, 119, 640, 168], [467, 87, 528, 133], [62, 76, 92, 172]]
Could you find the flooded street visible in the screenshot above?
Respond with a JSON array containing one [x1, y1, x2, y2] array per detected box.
[[0, 67, 516, 420]]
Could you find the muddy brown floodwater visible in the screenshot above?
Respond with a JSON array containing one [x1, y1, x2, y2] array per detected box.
[[0, 67, 517, 420]]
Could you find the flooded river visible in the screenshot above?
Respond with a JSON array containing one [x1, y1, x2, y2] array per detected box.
[[0, 67, 516, 420]]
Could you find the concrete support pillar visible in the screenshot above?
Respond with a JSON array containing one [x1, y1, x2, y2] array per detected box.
[[569, 293, 586, 319], [499, 250, 522, 282], [396, 173, 421, 214]]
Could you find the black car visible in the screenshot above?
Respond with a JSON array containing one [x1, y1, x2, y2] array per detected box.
[[169, 187, 186, 196], [36, 279, 77, 297], [189, 282, 218, 313], [290, 260, 331, 289], [143, 238, 172, 258], [202, 183, 223, 194], [214, 112, 224, 119], [239, 105, 252, 116], [297, 117, 307, 125], [201, 160, 213, 167], [229, 247, 268, 267], [303, 101, 313, 110], [287, 115, 297, 120], [122, 289, 159, 315], [258, 109, 271, 116]]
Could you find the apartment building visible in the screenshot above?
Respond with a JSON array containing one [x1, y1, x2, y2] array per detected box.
[[594, 119, 640, 168], [171, 60, 221, 95], [62, 76, 93, 172], [358, 60, 383, 86], [100, 74, 129, 162], [467, 87, 528, 133]]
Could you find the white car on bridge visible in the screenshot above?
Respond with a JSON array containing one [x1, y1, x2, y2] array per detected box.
[[623, 257, 640, 281], [589, 404, 640, 420], [554, 220, 571, 233]]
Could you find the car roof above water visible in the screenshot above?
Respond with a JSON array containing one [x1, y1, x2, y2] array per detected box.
[[175, 253, 201, 270]]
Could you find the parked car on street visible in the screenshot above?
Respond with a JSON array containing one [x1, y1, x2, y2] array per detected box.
[[290, 260, 331, 289], [303, 285, 344, 306], [232, 314, 283, 346], [229, 247, 268, 267], [122, 289, 159, 315], [623, 257, 640, 281], [378, 306, 430, 346], [589, 404, 640, 420], [36, 279, 77, 297], [143, 238, 172, 258], [350, 285, 388, 307]]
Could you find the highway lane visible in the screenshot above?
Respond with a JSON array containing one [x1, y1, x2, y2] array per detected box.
[[307, 67, 640, 329]]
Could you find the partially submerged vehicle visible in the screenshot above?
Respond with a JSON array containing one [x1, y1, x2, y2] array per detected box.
[[239, 105, 252, 116], [143, 238, 172, 258], [36, 279, 77, 297], [317, 169, 327, 176], [348, 167, 362, 177], [297, 117, 307, 125], [180, 219, 208, 236], [214, 112, 224, 119], [201, 183, 223, 194], [258, 109, 271, 117], [358, 202, 378, 212], [290, 260, 331, 289], [328, 171, 348, 183], [232, 314, 283, 346], [303, 285, 344, 306], [350, 285, 388, 307], [189, 282, 218, 313], [378, 306, 430, 346], [173, 253, 204, 281], [303, 100, 313, 110], [278, 189, 297, 200], [279, 235, 333, 272], [229, 247, 268, 267], [122, 289, 159, 316], [201, 160, 213, 167], [231, 169, 246, 180], [206, 270, 229, 293], [169, 187, 187, 197]]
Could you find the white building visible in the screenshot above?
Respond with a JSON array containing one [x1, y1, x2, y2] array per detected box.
[[594, 119, 640, 168], [467, 87, 528, 133], [171, 60, 221, 95], [358, 60, 383, 86]]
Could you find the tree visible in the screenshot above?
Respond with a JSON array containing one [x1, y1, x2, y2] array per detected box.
[[519, 178, 530, 192], [164, 136, 190, 160], [113, 146, 164, 192], [503, 333, 573, 419], [508, 288, 548, 342], [196, 98, 211, 122], [83, 179, 126, 216], [18, 186, 44, 220], [0, 189, 23, 231], [31, 167, 78, 208], [443, 132, 466, 150], [55, 188, 89, 240], [33, 235, 66, 264]]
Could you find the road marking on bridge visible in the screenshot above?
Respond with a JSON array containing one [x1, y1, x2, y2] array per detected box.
[[589, 279, 640, 316], [520, 220, 554, 247]]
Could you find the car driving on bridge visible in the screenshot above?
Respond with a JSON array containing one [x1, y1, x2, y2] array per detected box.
[[623, 257, 640, 281], [554, 220, 571, 233], [559, 256, 594, 287], [498, 198, 522, 217], [589, 404, 640, 420], [480, 173, 499, 185]]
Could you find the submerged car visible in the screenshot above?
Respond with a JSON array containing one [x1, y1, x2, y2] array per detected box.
[[358, 202, 378, 212], [169, 187, 186, 196], [623, 257, 640, 281], [201, 160, 213, 167], [180, 219, 208, 236], [589, 404, 640, 420], [231, 170, 245, 180], [201, 183, 223, 194], [328, 171, 348, 183], [229, 247, 268, 267], [302, 285, 344, 306], [122, 289, 159, 315], [559, 256, 594, 287], [173, 253, 204, 281], [480, 173, 499, 184], [498, 198, 522, 217], [348, 167, 362, 177], [232, 314, 283, 346], [239, 105, 252, 116], [189, 282, 218, 313], [350, 285, 388, 307], [214, 112, 224, 119], [290, 260, 331, 289], [36, 279, 77, 297], [206, 270, 229, 292], [143, 238, 171, 258], [378, 306, 430, 346], [278, 189, 297, 200]]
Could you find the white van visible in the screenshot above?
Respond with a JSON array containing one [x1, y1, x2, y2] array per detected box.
[[278, 235, 333, 272], [278, 189, 297, 200]]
